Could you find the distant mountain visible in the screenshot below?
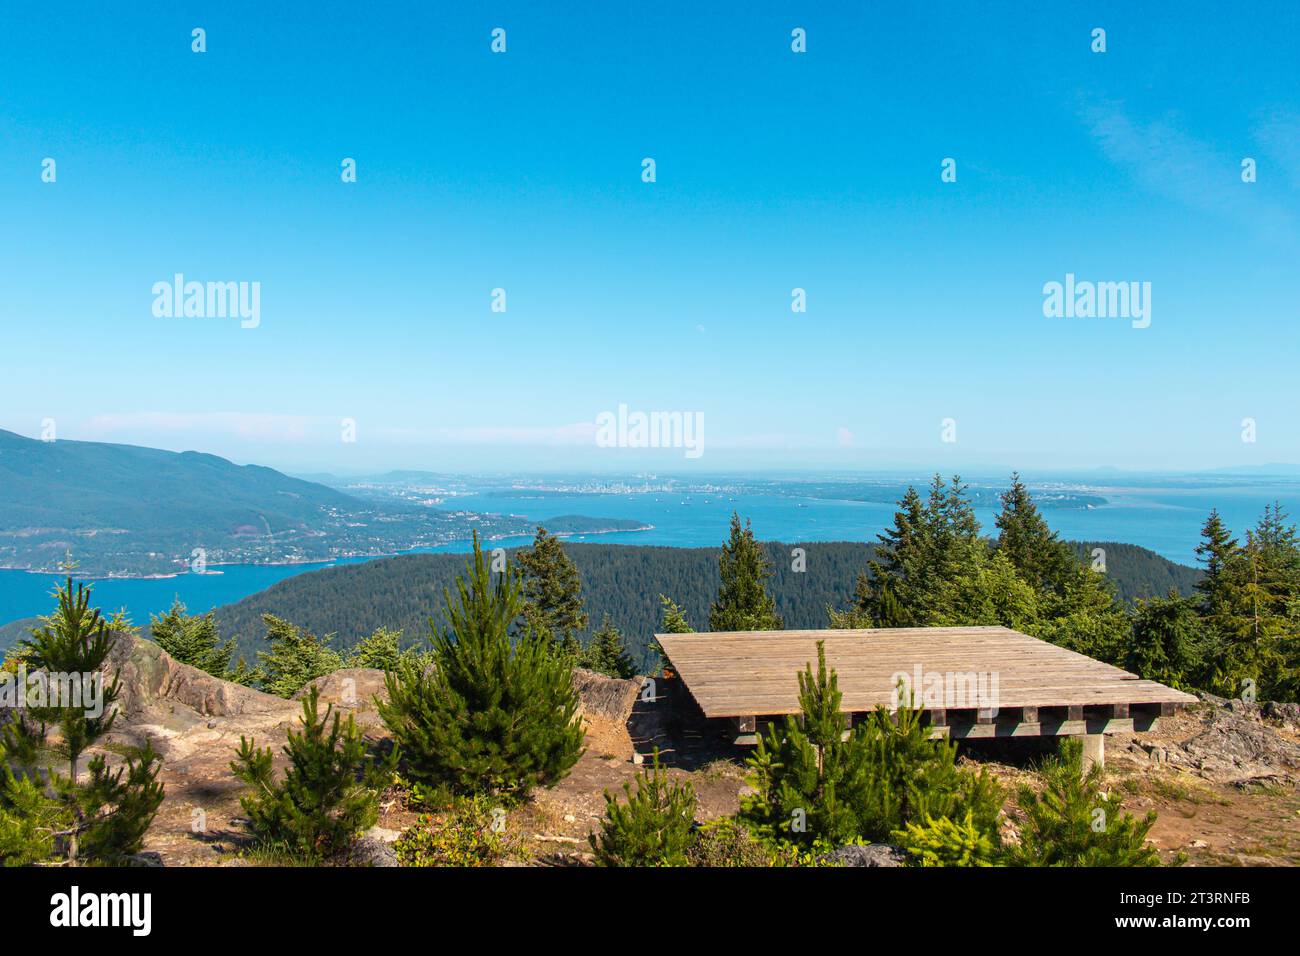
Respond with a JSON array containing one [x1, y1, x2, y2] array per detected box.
[[0, 429, 360, 531], [0, 429, 362, 574], [0, 431, 650, 576], [211, 540, 1202, 672], [0, 616, 39, 654]]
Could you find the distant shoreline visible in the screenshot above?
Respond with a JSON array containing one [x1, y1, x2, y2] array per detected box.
[[0, 524, 657, 581]]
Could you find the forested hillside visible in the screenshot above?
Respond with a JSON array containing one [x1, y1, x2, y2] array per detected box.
[[210, 538, 1199, 670]]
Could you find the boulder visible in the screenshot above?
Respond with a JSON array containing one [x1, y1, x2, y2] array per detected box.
[[105, 632, 292, 721], [570, 668, 643, 724], [822, 844, 907, 867]]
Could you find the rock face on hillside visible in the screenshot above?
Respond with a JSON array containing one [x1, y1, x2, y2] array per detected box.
[[106, 632, 289, 723], [1162, 695, 1300, 788], [571, 668, 643, 724]]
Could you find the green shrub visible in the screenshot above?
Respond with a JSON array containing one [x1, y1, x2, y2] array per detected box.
[[256, 615, 344, 698], [1007, 737, 1164, 867], [591, 752, 696, 867], [686, 817, 775, 867], [74, 744, 165, 861], [895, 810, 1000, 867], [347, 627, 417, 671], [394, 795, 519, 866], [378, 534, 584, 798], [149, 600, 250, 683], [0, 757, 66, 866], [741, 643, 1002, 849], [232, 686, 396, 860]]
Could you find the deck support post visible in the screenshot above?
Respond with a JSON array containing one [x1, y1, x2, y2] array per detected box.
[[1080, 733, 1104, 776]]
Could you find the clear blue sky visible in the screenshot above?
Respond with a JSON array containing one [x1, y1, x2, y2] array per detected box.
[[2, 1, 1298, 473]]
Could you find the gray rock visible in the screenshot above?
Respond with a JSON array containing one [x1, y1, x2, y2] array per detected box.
[[822, 843, 906, 867], [344, 835, 399, 867]]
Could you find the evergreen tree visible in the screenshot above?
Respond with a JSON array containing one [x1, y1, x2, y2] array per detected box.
[[740, 642, 1002, 848], [256, 615, 344, 698], [658, 595, 694, 634], [1192, 505, 1300, 699], [1126, 592, 1205, 689], [232, 686, 396, 859], [347, 627, 413, 671], [377, 533, 585, 798], [895, 810, 1000, 867], [583, 615, 637, 679], [859, 477, 987, 626], [1194, 509, 1239, 622], [741, 642, 869, 846], [516, 526, 588, 652], [2, 580, 164, 864], [19, 580, 122, 782], [650, 594, 694, 675], [590, 751, 696, 867], [860, 486, 929, 626], [708, 513, 782, 631], [1007, 738, 1163, 866], [149, 599, 249, 682], [994, 473, 1078, 593]]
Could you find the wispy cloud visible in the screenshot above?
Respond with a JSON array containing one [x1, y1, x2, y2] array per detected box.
[[1081, 99, 1293, 240], [78, 413, 598, 448]]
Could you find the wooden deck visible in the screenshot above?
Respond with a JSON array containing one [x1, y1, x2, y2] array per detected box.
[[656, 626, 1198, 744]]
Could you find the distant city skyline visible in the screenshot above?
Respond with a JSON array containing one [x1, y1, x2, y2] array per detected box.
[[3, 2, 1299, 473]]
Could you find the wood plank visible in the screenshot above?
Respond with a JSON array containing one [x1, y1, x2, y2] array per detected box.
[[657, 627, 1197, 721]]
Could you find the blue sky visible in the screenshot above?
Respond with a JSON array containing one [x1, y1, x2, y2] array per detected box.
[[2, 1, 1299, 473]]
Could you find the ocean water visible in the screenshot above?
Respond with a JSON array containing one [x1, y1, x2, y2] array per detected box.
[[2, 476, 1298, 629]]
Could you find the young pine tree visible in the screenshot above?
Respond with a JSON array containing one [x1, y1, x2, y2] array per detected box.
[[256, 615, 344, 698], [583, 615, 637, 679], [1008, 737, 1163, 867], [590, 751, 696, 867], [347, 627, 413, 671], [741, 642, 868, 847], [895, 809, 1001, 867], [516, 525, 588, 655], [708, 513, 782, 631], [232, 685, 396, 860], [743, 642, 1002, 850], [377, 533, 585, 798], [3, 580, 164, 863], [149, 599, 250, 682]]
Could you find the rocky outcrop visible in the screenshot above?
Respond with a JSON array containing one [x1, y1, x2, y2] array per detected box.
[[105, 631, 292, 722], [570, 668, 643, 724], [1169, 696, 1300, 787], [822, 844, 907, 867], [297, 668, 389, 710]]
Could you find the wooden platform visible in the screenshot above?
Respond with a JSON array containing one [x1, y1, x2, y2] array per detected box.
[[656, 626, 1198, 744]]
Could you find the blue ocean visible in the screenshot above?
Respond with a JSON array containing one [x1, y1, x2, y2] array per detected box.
[[2, 474, 1297, 629]]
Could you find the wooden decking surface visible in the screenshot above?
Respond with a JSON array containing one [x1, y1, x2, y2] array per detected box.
[[656, 626, 1198, 719]]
